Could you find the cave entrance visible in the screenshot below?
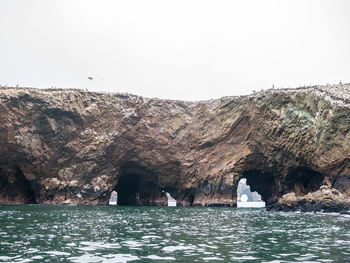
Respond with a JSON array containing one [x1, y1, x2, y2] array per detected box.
[[114, 162, 168, 206], [115, 173, 141, 205], [285, 167, 324, 196], [237, 178, 265, 208], [0, 166, 36, 204], [239, 170, 278, 205]]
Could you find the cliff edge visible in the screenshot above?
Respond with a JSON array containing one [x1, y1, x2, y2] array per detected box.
[[1, 84, 349, 211]]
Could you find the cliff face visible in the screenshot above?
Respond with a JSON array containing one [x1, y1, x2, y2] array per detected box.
[[0, 85, 349, 209]]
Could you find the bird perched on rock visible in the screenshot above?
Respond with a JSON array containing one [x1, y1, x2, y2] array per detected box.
[[88, 76, 93, 80]]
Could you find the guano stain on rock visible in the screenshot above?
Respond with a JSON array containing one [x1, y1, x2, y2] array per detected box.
[[0, 84, 349, 212]]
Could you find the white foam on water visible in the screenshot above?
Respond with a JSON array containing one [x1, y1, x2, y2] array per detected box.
[[122, 240, 143, 247], [231, 256, 257, 260], [162, 245, 197, 252], [295, 254, 317, 261], [45, 251, 71, 256], [68, 254, 105, 263], [66, 242, 77, 247], [203, 256, 224, 261], [77, 241, 121, 251], [103, 254, 140, 262], [144, 255, 176, 260], [31, 256, 44, 260], [279, 253, 299, 257], [14, 259, 32, 263], [198, 244, 219, 249], [69, 253, 140, 263], [98, 243, 121, 249], [0, 256, 20, 261], [145, 244, 161, 248]]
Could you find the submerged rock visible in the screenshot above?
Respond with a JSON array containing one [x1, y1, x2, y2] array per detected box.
[[0, 84, 349, 211]]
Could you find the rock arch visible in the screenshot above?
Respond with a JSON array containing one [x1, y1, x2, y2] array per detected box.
[[240, 170, 278, 205]]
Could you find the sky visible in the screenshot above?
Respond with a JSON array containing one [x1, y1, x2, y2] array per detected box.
[[0, 0, 349, 100]]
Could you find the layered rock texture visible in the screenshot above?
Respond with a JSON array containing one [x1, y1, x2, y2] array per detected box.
[[268, 186, 350, 213], [0, 84, 350, 211]]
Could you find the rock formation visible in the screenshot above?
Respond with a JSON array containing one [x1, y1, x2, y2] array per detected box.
[[0, 84, 349, 211], [268, 186, 350, 212]]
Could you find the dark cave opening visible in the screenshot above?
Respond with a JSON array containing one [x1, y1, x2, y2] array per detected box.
[[114, 162, 166, 206], [0, 166, 36, 204], [188, 194, 195, 205], [241, 170, 277, 205], [285, 166, 324, 196], [115, 173, 141, 205], [240, 167, 324, 205], [179, 188, 196, 206]]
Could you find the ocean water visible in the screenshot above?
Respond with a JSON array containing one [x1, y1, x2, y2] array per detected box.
[[0, 205, 349, 263]]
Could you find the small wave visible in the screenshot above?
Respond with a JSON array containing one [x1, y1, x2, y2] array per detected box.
[[0, 255, 21, 261], [31, 255, 44, 260], [231, 255, 258, 260], [122, 240, 143, 248], [144, 255, 176, 260], [1, 206, 349, 262], [203, 256, 224, 261], [45, 251, 71, 256], [77, 241, 121, 251], [69, 253, 139, 263], [162, 245, 197, 252], [141, 235, 161, 239]]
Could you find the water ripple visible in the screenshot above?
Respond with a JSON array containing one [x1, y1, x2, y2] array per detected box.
[[0, 205, 349, 262]]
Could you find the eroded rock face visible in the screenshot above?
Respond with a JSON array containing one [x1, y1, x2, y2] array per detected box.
[[0, 84, 349, 209], [267, 186, 350, 212]]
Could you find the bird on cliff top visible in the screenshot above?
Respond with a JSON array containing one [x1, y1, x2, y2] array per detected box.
[[88, 76, 93, 80]]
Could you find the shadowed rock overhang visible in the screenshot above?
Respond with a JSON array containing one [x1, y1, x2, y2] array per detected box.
[[0, 84, 349, 210]]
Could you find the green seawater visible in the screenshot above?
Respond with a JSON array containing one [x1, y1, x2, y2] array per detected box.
[[0, 205, 349, 262]]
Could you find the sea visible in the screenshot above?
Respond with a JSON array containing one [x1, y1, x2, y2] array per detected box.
[[0, 205, 349, 262]]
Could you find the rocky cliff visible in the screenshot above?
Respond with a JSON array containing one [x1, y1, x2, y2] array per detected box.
[[1, 84, 350, 211]]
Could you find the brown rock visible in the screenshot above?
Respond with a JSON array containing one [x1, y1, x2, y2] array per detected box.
[[0, 85, 349, 210]]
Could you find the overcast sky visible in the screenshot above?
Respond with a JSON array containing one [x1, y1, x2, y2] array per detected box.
[[0, 0, 349, 100]]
